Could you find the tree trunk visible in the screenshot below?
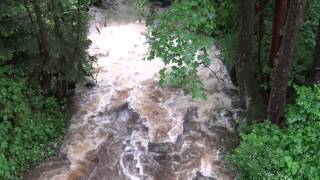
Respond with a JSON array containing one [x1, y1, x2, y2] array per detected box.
[[267, 0, 307, 124], [236, 0, 255, 109], [308, 18, 320, 84], [268, 0, 288, 67], [236, 0, 266, 122], [32, 0, 50, 60], [50, 0, 64, 42], [23, 0, 42, 57], [256, 1, 266, 83]]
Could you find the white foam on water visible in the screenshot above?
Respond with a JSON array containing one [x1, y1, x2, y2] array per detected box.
[[25, 1, 239, 180]]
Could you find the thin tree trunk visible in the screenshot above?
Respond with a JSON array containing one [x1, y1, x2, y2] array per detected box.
[[50, 0, 64, 42], [268, 0, 307, 124], [268, 0, 288, 67], [50, 0, 68, 97], [257, 2, 266, 83], [76, 0, 84, 75], [236, 0, 255, 109], [77, 0, 82, 42], [23, 0, 42, 57], [236, 0, 266, 122], [308, 18, 320, 84], [32, 0, 53, 93], [32, 0, 50, 61]]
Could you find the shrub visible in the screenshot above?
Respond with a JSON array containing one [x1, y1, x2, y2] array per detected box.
[[232, 85, 320, 180], [0, 72, 66, 179]]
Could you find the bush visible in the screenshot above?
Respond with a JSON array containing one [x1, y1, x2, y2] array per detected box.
[[0, 71, 66, 179], [232, 85, 320, 180]]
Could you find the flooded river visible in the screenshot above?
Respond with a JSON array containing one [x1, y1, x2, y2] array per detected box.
[[25, 0, 240, 179]]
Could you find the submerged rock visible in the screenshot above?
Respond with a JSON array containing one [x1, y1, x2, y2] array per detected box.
[[83, 76, 97, 88], [193, 172, 217, 180], [148, 142, 176, 154]]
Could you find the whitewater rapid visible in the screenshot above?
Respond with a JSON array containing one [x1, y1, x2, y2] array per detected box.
[[25, 0, 240, 179]]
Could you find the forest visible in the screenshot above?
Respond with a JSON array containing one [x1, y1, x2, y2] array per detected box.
[[0, 0, 320, 179]]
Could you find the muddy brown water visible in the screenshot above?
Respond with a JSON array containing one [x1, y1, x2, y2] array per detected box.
[[25, 0, 240, 179]]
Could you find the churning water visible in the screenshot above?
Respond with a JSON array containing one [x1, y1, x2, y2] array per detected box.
[[25, 0, 240, 179]]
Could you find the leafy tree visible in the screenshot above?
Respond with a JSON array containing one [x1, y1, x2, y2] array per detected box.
[[0, 0, 94, 178], [1, 0, 94, 97], [146, 0, 215, 98]]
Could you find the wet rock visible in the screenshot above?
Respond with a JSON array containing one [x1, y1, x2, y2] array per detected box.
[[24, 156, 70, 180], [148, 142, 175, 154], [224, 88, 238, 98], [193, 172, 217, 180], [84, 76, 96, 88], [231, 99, 241, 109], [208, 109, 237, 131], [93, 0, 116, 9], [153, 154, 168, 161], [149, 0, 173, 8], [183, 107, 200, 133]]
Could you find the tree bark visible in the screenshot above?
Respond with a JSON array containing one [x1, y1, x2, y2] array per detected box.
[[268, 0, 288, 67], [268, 0, 307, 124], [236, 0, 255, 109], [257, 1, 266, 83], [32, 0, 50, 61], [308, 18, 320, 84], [50, 0, 64, 42], [236, 0, 266, 122]]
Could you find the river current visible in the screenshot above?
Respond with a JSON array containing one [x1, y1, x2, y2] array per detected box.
[[25, 0, 240, 179]]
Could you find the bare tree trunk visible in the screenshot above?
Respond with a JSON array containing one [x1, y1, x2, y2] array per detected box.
[[236, 0, 255, 109], [268, 0, 288, 67], [236, 0, 267, 122], [308, 18, 320, 84], [268, 0, 307, 124]]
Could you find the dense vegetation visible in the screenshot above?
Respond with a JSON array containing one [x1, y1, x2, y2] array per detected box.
[[0, 0, 94, 178], [141, 0, 320, 179], [233, 85, 320, 179]]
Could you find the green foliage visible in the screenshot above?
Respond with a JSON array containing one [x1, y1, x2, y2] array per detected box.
[[0, 0, 95, 96], [145, 0, 319, 97], [291, 0, 320, 84], [146, 0, 216, 98], [207, 0, 239, 68], [135, 0, 147, 18], [0, 0, 95, 178], [0, 70, 66, 179], [286, 85, 320, 124], [232, 85, 320, 179]]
